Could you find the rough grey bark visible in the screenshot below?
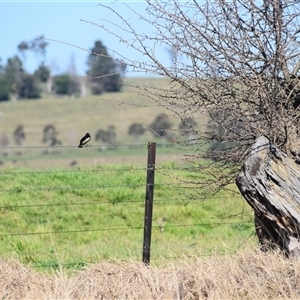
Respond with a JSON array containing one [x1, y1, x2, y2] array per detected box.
[[236, 136, 300, 257]]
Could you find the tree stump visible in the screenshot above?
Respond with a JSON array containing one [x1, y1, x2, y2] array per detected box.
[[236, 136, 300, 257]]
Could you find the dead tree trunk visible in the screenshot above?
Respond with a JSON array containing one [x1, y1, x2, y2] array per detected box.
[[236, 136, 300, 257]]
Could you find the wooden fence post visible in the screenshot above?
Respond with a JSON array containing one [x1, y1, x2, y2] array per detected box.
[[142, 142, 156, 265]]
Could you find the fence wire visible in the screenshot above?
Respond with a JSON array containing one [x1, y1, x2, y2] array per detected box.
[[0, 182, 200, 193], [0, 221, 252, 238], [0, 196, 243, 210], [0, 165, 210, 176], [0, 141, 201, 149], [0, 141, 254, 270]]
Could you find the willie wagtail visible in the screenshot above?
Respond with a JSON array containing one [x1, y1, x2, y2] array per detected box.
[[78, 132, 91, 148]]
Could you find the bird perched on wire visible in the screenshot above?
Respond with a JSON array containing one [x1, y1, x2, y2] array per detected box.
[[78, 132, 91, 148]]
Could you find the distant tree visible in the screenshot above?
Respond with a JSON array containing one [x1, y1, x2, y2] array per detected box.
[[0, 132, 10, 156], [150, 114, 172, 138], [17, 36, 50, 97], [68, 54, 77, 77], [0, 58, 9, 101], [179, 117, 197, 144], [87, 40, 125, 94], [206, 108, 244, 143], [17, 35, 48, 60], [179, 117, 197, 132], [13, 125, 25, 146], [67, 54, 82, 96], [34, 63, 50, 82], [95, 129, 109, 143], [206, 108, 243, 161], [4, 56, 24, 96], [3, 57, 41, 99], [0, 76, 10, 101], [0, 58, 3, 73], [95, 126, 116, 143], [128, 123, 146, 140], [69, 77, 81, 96], [42, 125, 61, 147], [18, 74, 40, 99], [95, 125, 117, 150], [107, 125, 116, 145], [53, 74, 80, 95], [166, 43, 182, 72]]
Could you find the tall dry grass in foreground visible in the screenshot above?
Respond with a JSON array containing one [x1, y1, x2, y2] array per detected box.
[[1, 249, 299, 299]]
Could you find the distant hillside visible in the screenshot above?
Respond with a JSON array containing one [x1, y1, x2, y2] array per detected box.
[[0, 77, 203, 169]]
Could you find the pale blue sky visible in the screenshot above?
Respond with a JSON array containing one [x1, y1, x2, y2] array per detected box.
[[1, 1, 169, 77]]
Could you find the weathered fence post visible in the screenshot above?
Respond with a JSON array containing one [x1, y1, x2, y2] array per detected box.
[[142, 142, 156, 265]]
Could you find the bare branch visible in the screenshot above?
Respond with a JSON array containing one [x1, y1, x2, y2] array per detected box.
[[88, 0, 300, 196]]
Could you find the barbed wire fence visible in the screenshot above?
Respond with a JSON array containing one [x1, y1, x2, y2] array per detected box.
[[0, 141, 255, 270]]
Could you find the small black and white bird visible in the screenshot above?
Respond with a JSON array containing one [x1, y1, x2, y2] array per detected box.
[[78, 132, 91, 148]]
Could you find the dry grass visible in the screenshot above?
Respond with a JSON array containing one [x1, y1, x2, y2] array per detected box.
[[2, 249, 300, 299]]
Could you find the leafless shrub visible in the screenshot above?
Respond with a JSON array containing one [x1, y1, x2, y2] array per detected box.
[[128, 123, 146, 140], [91, 0, 300, 196], [42, 124, 61, 147], [0, 132, 10, 156], [150, 113, 172, 138], [95, 125, 117, 151], [13, 125, 25, 146]]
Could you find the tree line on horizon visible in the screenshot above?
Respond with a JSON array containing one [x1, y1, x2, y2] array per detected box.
[[0, 37, 126, 101]]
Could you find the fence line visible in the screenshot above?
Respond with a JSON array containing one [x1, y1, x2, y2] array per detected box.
[[0, 140, 254, 270], [0, 165, 220, 176], [0, 167, 147, 175], [0, 221, 253, 238], [0, 182, 198, 193], [0, 142, 235, 151], [0, 141, 200, 149], [0, 196, 244, 210], [0, 143, 148, 149]]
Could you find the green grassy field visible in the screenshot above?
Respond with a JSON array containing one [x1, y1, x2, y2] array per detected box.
[[0, 163, 255, 271]]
